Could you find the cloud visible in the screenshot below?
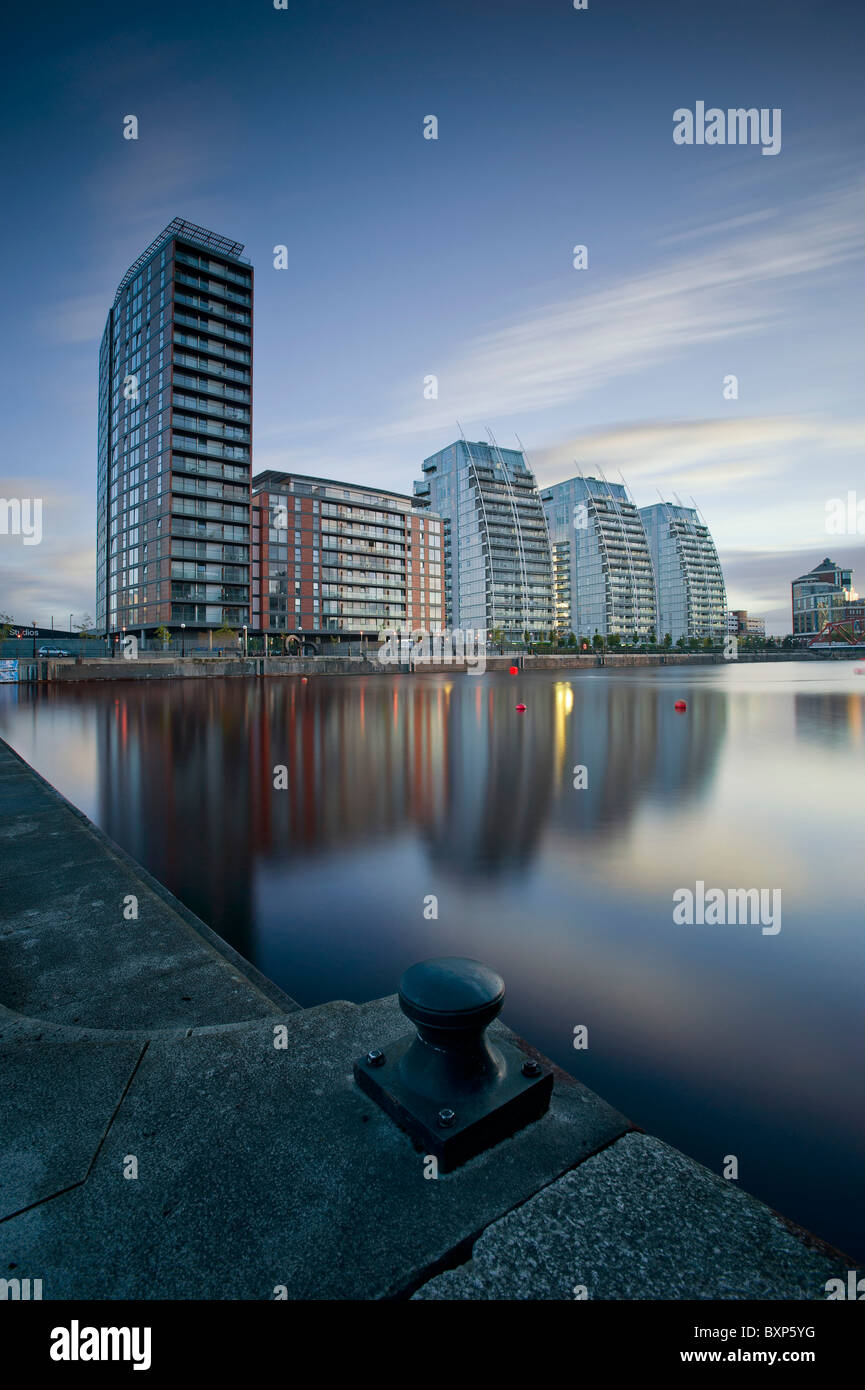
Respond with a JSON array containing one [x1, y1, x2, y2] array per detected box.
[[0, 480, 95, 623], [530, 413, 864, 496], [371, 177, 865, 440]]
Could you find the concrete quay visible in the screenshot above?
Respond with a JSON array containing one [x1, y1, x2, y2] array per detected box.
[[9, 649, 805, 683], [0, 737, 852, 1300]]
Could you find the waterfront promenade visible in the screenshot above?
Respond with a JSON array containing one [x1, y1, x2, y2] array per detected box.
[[0, 736, 852, 1299]]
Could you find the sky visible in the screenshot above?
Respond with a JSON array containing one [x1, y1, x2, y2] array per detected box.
[[1, 0, 863, 634]]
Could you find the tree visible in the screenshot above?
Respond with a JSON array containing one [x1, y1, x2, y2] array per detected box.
[[592, 632, 605, 652], [607, 632, 621, 649], [663, 633, 673, 650], [73, 614, 95, 642], [0, 612, 15, 642], [154, 625, 170, 647]]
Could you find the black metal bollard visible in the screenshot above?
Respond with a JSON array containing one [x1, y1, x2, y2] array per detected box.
[[354, 956, 553, 1171]]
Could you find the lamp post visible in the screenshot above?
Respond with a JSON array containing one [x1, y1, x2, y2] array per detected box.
[[242, 623, 248, 658], [69, 613, 73, 634], [180, 622, 186, 658], [32, 620, 37, 658]]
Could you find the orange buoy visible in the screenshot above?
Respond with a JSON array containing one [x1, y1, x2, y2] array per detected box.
[[674, 700, 687, 712], [509, 665, 519, 675], [301, 676, 308, 684], [516, 703, 526, 712]]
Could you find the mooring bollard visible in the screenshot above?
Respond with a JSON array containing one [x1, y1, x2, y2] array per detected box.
[[354, 956, 553, 1171]]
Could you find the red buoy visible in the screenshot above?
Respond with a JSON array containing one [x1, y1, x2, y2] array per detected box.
[[301, 676, 308, 684], [509, 665, 519, 675], [516, 703, 526, 712], [674, 700, 687, 712]]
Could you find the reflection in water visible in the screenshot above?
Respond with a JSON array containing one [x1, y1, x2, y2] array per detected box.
[[1, 664, 863, 1261]]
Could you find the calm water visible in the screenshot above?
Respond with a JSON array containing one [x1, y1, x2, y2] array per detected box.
[[2, 663, 864, 1259]]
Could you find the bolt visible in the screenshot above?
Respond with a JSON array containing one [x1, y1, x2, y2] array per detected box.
[[366, 1049, 385, 1067], [437, 1107, 457, 1128], [521, 1059, 542, 1078]]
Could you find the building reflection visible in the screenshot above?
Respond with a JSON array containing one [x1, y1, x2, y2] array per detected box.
[[5, 674, 733, 955], [795, 692, 864, 746]]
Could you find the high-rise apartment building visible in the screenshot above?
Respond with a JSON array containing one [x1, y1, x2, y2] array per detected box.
[[414, 439, 554, 637], [251, 472, 443, 635], [97, 218, 253, 640], [639, 502, 726, 642], [541, 476, 656, 639]]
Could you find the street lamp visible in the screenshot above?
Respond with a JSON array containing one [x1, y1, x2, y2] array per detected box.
[[180, 622, 186, 658], [242, 623, 248, 657]]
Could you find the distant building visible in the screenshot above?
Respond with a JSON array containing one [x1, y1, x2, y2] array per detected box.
[[726, 609, 765, 639], [791, 557, 857, 641], [639, 502, 726, 643], [541, 476, 656, 640], [414, 439, 554, 637], [97, 218, 254, 640], [251, 472, 443, 636]]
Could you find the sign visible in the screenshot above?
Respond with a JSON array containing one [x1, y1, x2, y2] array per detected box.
[[0, 659, 19, 683]]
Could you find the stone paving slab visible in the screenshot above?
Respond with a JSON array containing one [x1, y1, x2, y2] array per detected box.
[[412, 1132, 850, 1301], [0, 1038, 144, 1219], [0, 999, 633, 1299], [0, 738, 298, 1031]]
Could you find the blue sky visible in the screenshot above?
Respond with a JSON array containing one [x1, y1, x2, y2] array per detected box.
[[1, 0, 863, 632]]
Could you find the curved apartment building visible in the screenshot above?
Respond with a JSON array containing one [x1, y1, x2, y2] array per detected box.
[[639, 502, 726, 642], [542, 476, 656, 640], [414, 439, 554, 637]]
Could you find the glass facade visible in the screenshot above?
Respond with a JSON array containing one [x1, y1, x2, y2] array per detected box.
[[251, 472, 443, 635], [542, 476, 656, 639], [639, 503, 726, 642], [414, 440, 554, 637], [97, 219, 253, 637], [791, 557, 856, 639]]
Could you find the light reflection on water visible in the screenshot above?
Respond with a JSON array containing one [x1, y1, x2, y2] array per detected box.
[[1, 662, 863, 1259]]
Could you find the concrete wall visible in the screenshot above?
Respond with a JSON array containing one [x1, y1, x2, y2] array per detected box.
[[17, 649, 823, 682]]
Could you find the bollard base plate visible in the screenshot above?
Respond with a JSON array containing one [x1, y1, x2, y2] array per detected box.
[[354, 1033, 553, 1172]]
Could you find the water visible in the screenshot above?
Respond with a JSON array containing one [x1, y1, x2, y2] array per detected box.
[[2, 662, 863, 1260]]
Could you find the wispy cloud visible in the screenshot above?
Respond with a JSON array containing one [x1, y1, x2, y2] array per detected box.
[[531, 414, 864, 495], [372, 177, 865, 440]]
